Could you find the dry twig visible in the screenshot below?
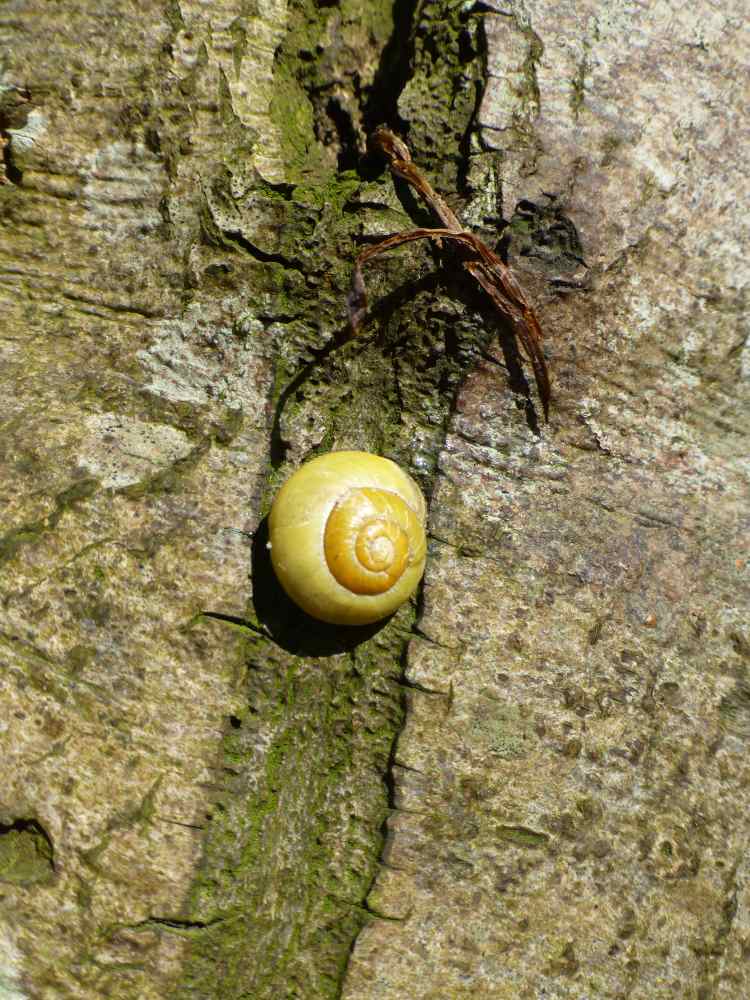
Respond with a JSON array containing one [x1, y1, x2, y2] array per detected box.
[[347, 127, 551, 420]]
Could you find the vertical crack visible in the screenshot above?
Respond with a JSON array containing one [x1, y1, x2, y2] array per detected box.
[[361, 0, 419, 136]]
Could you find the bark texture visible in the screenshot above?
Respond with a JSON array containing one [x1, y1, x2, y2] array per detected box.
[[0, 1, 747, 999]]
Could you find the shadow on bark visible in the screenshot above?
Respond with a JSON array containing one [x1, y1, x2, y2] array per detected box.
[[250, 516, 384, 655]]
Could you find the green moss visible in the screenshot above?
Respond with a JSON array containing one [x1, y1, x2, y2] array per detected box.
[[174, 617, 410, 998], [268, 72, 329, 186], [264, 0, 341, 188], [291, 171, 360, 215], [0, 820, 55, 886], [397, 1, 484, 191], [496, 825, 549, 848]]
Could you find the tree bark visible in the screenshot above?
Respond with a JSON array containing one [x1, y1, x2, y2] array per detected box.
[[0, 1, 747, 999]]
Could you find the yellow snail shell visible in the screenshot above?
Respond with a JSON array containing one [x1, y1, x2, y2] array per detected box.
[[268, 451, 427, 625]]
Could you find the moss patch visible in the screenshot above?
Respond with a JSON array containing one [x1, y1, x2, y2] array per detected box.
[[0, 819, 55, 886]]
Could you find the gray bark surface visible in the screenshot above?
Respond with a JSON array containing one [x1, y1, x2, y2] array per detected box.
[[0, 1, 747, 999]]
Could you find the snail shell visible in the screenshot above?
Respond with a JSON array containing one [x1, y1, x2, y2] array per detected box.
[[268, 451, 427, 625]]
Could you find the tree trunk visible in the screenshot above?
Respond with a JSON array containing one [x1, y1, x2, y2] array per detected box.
[[0, 1, 747, 999]]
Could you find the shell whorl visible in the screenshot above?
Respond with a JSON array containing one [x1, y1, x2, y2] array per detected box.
[[323, 487, 422, 595], [267, 450, 427, 625]]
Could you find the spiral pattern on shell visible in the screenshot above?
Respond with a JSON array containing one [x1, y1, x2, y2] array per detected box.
[[324, 487, 422, 595], [268, 451, 427, 625]]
